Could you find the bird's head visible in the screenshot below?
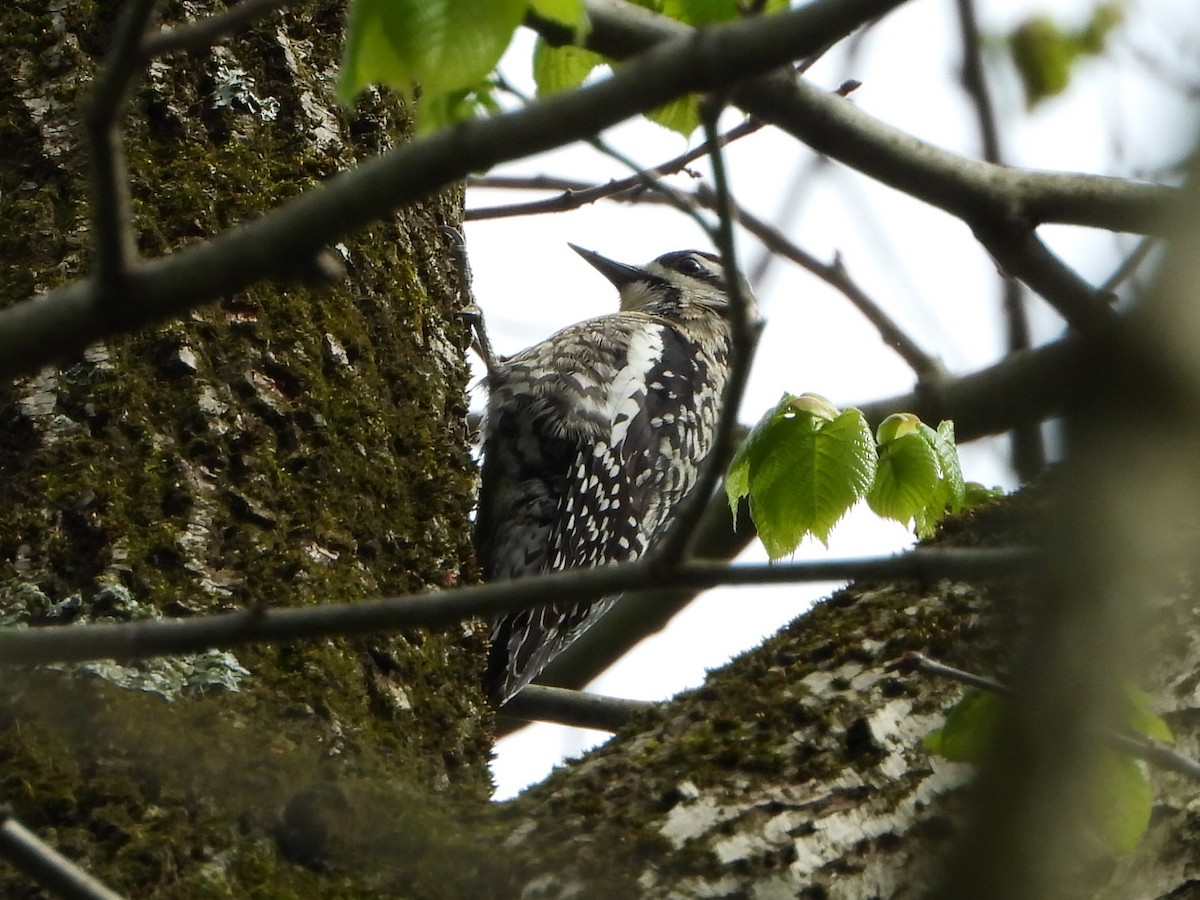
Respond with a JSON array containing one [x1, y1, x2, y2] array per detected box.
[[568, 244, 757, 325]]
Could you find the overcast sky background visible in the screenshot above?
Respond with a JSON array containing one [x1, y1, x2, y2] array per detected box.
[[462, 0, 1200, 800]]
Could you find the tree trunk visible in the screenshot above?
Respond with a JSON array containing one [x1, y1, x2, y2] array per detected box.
[[495, 487, 1200, 899], [0, 1, 491, 894]]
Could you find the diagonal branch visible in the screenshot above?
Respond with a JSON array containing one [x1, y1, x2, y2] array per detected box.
[[83, 0, 159, 297], [140, 0, 296, 59], [0, 809, 124, 900], [467, 117, 764, 222], [653, 98, 759, 564], [470, 174, 945, 381], [559, 0, 1178, 238], [975, 225, 1118, 335], [0, 0, 909, 380]]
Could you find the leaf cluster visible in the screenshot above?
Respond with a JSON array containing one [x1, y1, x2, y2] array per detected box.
[[725, 393, 980, 559], [338, 0, 582, 130], [337, 0, 792, 135]]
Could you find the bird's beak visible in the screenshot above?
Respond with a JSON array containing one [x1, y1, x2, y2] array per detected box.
[[568, 244, 645, 288]]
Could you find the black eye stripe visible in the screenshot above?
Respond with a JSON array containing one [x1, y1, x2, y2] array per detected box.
[[656, 250, 724, 285]]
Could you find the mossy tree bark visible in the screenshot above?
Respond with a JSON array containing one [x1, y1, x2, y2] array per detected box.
[[494, 490, 1200, 899], [0, 1, 492, 894]]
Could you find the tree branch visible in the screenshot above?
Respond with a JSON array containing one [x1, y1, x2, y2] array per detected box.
[[653, 98, 758, 564], [83, 0, 158, 297], [955, 0, 1044, 478], [499, 685, 653, 732], [140, 0, 296, 59], [470, 175, 945, 381], [0, 809, 124, 900], [0, 0, 908, 380], [973, 225, 1119, 335], [855, 331, 1087, 438], [467, 116, 764, 222], [0, 548, 1031, 668], [563, 0, 1177, 237]]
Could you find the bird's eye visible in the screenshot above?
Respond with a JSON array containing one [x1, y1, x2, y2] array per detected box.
[[676, 256, 705, 276]]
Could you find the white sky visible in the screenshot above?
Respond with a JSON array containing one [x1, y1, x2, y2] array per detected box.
[[464, 0, 1200, 800]]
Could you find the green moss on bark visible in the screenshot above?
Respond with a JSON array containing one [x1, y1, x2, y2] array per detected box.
[[0, 0, 494, 893]]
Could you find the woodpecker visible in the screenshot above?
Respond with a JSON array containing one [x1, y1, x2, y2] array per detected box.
[[475, 244, 752, 705]]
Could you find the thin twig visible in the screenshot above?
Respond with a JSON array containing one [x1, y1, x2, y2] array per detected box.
[[746, 17, 871, 288], [490, 74, 717, 234], [83, 0, 159, 297], [0, 548, 1033, 669], [1100, 236, 1158, 293], [955, 0, 1044, 479], [888, 651, 1200, 782], [886, 650, 1009, 694], [652, 98, 759, 564], [470, 174, 944, 380], [587, 132, 714, 234], [499, 685, 654, 731], [706, 189, 944, 380], [467, 118, 765, 221], [141, 0, 294, 59], [0, 810, 125, 900], [976, 227, 1118, 336]]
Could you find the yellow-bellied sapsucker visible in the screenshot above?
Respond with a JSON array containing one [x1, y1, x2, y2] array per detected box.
[[475, 245, 751, 705]]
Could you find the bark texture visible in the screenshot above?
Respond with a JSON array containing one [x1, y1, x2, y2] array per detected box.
[[496, 490, 1200, 899], [0, 1, 491, 895]]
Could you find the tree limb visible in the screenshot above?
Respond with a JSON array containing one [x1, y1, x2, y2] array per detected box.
[[562, 0, 1177, 237], [83, 0, 158, 297], [0, 809, 124, 900], [0, 548, 1031, 668], [0, 0, 907, 379]]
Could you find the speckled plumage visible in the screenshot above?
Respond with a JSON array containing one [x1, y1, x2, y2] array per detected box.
[[476, 247, 750, 705]]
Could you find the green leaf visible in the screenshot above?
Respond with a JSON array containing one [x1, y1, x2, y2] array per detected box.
[[529, 0, 589, 36], [925, 420, 966, 514], [533, 39, 605, 96], [868, 414, 965, 538], [1005, 4, 1125, 109], [338, 0, 526, 127], [417, 82, 500, 134], [923, 690, 1005, 762], [962, 481, 1005, 509], [1079, 2, 1123, 55], [1126, 687, 1173, 743], [645, 94, 702, 138], [1007, 15, 1075, 108], [1091, 752, 1151, 855], [868, 429, 941, 538], [726, 393, 875, 557]]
